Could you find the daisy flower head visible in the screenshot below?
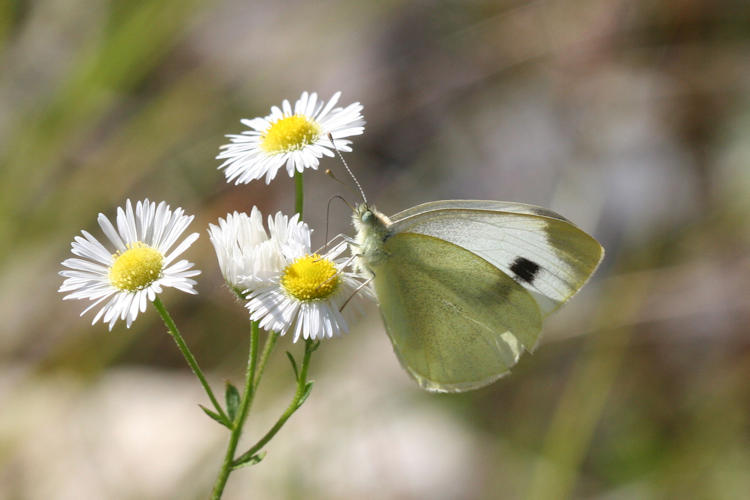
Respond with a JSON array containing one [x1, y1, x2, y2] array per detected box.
[[217, 91, 365, 185], [245, 218, 370, 342], [208, 207, 309, 294], [59, 199, 201, 330]]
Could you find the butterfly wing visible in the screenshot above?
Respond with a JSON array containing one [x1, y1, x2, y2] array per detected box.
[[390, 200, 604, 324], [391, 199, 574, 223], [372, 232, 542, 392]]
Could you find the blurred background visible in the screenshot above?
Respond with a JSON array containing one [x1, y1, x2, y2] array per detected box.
[[1, 0, 750, 498]]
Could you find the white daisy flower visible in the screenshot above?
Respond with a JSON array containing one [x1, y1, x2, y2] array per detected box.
[[243, 213, 370, 342], [59, 199, 201, 330], [207, 207, 309, 294], [217, 91, 365, 185]]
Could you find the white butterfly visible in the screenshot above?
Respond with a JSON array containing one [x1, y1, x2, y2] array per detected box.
[[351, 199, 604, 392]]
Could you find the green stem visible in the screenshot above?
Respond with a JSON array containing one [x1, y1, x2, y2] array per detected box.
[[153, 296, 227, 422], [253, 331, 279, 391], [211, 167, 307, 495], [294, 170, 304, 218], [211, 322, 260, 499], [232, 340, 317, 467]]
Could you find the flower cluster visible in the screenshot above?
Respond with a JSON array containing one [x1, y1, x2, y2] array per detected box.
[[58, 91, 370, 498], [210, 209, 367, 341], [60, 91, 368, 341]]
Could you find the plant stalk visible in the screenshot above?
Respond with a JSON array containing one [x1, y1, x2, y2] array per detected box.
[[211, 322, 260, 499], [153, 296, 227, 422]]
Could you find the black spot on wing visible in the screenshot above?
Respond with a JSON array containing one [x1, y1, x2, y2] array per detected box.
[[510, 257, 541, 284]]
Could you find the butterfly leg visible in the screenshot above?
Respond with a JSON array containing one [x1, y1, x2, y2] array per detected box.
[[339, 276, 374, 312], [315, 233, 358, 254]]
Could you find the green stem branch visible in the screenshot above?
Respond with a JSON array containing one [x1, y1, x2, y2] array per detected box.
[[294, 170, 304, 218], [254, 331, 279, 391], [211, 322, 260, 499], [153, 296, 227, 422], [210, 167, 308, 497], [232, 340, 317, 467]]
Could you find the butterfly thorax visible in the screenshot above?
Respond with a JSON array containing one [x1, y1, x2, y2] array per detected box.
[[352, 204, 392, 274]]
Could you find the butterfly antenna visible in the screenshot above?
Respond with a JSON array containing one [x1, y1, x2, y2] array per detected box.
[[327, 132, 367, 205], [325, 169, 360, 200], [323, 195, 352, 252]]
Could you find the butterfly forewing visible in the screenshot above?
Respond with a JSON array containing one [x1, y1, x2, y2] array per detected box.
[[390, 200, 573, 224], [390, 201, 604, 320]]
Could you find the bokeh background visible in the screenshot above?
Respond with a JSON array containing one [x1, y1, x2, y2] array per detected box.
[[2, 0, 750, 498]]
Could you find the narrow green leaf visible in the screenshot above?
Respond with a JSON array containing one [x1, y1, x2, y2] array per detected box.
[[225, 382, 240, 422], [232, 451, 266, 470], [286, 351, 299, 380], [296, 381, 314, 409], [199, 404, 231, 429]]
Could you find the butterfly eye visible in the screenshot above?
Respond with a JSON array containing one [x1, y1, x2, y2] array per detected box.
[[362, 211, 373, 223]]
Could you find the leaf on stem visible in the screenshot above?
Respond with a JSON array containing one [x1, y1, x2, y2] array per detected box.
[[306, 339, 321, 354], [286, 351, 299, 380], [232, 451, 266, 470], [225, 382, 241, 422], [200, 404, 232, 429], [296, 381, 314, 409]]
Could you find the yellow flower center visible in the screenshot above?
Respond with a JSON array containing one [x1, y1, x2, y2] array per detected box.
[[261, 115, 320, 153], [280, 254, 340, 301], [109, 242, 164, 291]]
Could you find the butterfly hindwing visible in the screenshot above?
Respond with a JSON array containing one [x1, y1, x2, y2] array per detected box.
[[371, 232, 542, 392]]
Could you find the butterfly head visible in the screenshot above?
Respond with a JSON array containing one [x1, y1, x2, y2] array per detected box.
[[353, 203, 391, 233]]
